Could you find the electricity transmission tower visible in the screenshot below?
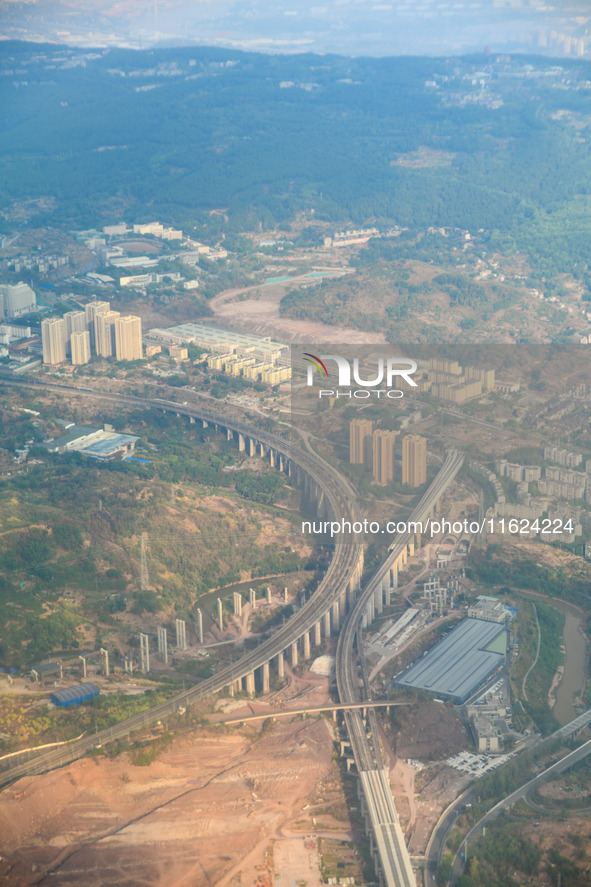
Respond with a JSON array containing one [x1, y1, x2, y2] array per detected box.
[[140, 533, 150, 590]]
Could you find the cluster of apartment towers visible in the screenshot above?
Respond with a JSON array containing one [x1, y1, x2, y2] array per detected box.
[[41, 300, 143, 366], [350, 419, 426, 487]]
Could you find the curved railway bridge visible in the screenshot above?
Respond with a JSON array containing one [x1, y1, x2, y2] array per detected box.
[[0, 380, 364, 787], [0, 380, 465, 887]]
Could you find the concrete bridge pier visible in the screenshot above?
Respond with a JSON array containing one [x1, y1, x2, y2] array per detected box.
[[339, 590, 348, 618], [259, 442, 265, 458], [248, 437, 256, 457], [303, 631, 311, 660], [314, 621, 322, 646], [374, 585, 383, 615], [290, 641, 299, 668], [238, 433, 245, 452], [246, 672, 255, 696], [317, 489, 329, 520], [390, 564, 398, 589], [323, 610, 331, 637], [262, 661, 270, 693], [277, 650, 284, 679], [331, 599, 341, 631], [382, 575, 391, 607], [226, 428, 233, 441]]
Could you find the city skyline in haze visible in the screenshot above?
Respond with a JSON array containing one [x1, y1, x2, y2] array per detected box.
[[0, 0, 589, 58]]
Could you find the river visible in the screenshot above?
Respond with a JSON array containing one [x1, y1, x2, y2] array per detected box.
[[553, 606, 588, 725], [519, 590, 588, 725]]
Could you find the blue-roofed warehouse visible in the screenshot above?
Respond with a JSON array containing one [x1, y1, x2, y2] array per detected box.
[[393, 618, 507, 705], [51, 682, 100, 708]]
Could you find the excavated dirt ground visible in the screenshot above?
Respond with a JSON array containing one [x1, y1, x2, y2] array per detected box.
[[0, 715, 334, 887]]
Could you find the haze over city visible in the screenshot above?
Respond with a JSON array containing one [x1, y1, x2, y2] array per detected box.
[[1, 0, 590, 56], [2, 0, 591, 885]]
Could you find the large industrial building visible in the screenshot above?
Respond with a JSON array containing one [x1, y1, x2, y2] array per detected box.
[[146, 321, 288, 363], [43, 423, 139, 460], [394, 618, 507, 704]]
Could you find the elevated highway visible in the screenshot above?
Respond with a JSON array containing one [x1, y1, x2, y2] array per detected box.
[[0, 379, 364, 786], [450, 735, 591, 885], [336, 450, 464, 887]]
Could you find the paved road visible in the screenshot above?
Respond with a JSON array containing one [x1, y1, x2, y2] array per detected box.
[[449, 735, 591, 884], [423, 709, 591, 881]]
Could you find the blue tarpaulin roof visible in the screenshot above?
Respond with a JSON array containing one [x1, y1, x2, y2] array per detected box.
[[51, 682, 100, 707]]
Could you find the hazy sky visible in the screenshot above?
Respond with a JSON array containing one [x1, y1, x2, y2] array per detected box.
[[0, 0, 590, 56]]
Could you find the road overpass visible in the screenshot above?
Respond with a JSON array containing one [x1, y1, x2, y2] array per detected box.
[[336, 450, 465, 887], [219, 700, 412, 724]]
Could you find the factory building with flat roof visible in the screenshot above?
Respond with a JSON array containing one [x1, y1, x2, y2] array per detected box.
[[42, 424, 139, 460], [393, 618, 507, 705], [146, 321, 288, 363]]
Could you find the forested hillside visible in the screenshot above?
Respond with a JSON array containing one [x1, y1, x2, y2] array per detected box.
[[1, 42, 591, 275]]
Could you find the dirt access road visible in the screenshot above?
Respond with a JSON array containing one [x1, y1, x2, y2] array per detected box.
[[0, 716, 334, 887]]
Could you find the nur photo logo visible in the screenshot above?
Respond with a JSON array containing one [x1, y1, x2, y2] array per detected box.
[[303, 352, 417, 399]]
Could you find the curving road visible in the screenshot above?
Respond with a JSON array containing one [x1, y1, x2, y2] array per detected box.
[[449, 735, 591, 885], [424, 707, 591, 885], [0, 379, 363, 788]]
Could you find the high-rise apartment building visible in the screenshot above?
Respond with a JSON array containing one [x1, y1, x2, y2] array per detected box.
[[95, 310, 120, 357], [402, 434, 427, 487], [349, 418, 373, 466], [63, 309, 86, 357], [372, 430, 397, 485], [114, 315, 143, 361], [64, 310, 87, 337], [70, 330, 91, 366], [41, 317, 66, 365], [85, 300, 110, 348], [0, 282, 36, 319]]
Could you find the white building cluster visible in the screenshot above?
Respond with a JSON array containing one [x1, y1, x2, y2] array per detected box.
[[41, 300, 142, 366]]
